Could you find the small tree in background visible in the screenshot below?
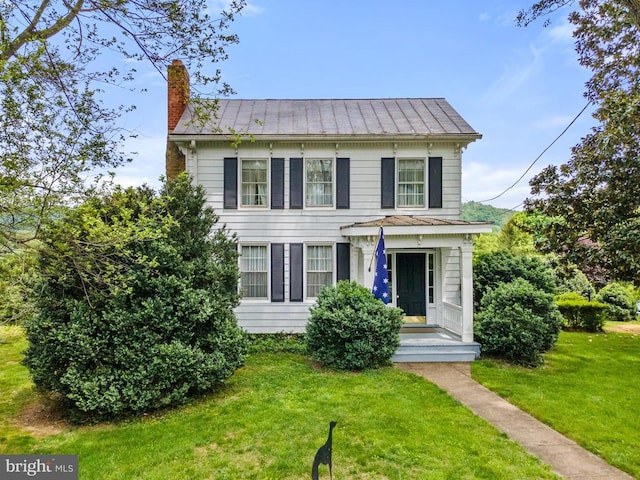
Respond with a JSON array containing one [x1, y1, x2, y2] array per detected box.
[[306, 281, 404, 371], [23, 174, 246, 422], [596, 283, 637, 322], [0, 247, 37, 325]]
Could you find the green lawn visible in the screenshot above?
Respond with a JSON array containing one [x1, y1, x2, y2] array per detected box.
[[0, 327, 557, 479], [473, 330, 640, 479]]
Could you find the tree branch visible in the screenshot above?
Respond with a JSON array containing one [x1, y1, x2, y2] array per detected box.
[[620, 0, 640, 29], [1, 0, 86, 61]]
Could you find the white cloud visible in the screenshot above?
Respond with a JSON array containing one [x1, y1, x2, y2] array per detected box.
[[208, 0, 264, 16], [113, 134, 167, 189], [461, 161, 534, 209], [547, 21, 575, 44], [242, 2, 266, 17], [478, 12, 490, 22], [532, 114, 577, 129], [481, 45, 543, 105]]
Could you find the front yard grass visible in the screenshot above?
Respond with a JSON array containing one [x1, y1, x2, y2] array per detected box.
[[0, 326, 557, 479], [473, 330, 640, 479]]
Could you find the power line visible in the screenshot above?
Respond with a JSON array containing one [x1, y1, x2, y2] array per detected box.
[[477, 100, 592, 204]]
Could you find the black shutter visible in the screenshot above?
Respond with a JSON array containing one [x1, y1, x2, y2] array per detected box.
[[381, 157, 395, 209], [290, 158, 303, 209], [271, 158, 284, 209], [336, 157, 350, 209], [223, 157, 238, 209], [290, 243, 304, 302], [428, 157, 443, 209], [336, 243, 351, 281], [271, 243, 285, 302]]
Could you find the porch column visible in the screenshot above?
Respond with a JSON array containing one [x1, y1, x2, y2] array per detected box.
[[460, 240, 474, 342], [361, 244, 376, 294]]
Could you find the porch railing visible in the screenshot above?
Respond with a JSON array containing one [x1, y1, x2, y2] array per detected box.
[[442, 302, 463, 337]]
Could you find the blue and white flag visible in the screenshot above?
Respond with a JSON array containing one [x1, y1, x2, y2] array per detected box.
[[372, 227, 390, 304]]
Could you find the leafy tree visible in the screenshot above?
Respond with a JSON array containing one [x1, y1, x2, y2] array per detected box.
[[495, 212, 537, 255], [596, 282, 637, 321], [519, 1, 640, 285], [23, 174, 246, 422], [0, 0, 244, 251], [0, 247, 37, 325], [473, 250, 557, 309]]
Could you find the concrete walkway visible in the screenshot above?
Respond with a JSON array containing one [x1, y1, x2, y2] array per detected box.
[[396, 362, 635, 480]]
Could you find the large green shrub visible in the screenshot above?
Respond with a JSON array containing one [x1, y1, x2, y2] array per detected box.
[[23, 174, 246, 422], [555, 292, 607, 332], [596, 283, 636, 322], [306, 281, 403, 370], [473, 250, 557, 309], [475, 279, 563, 366]]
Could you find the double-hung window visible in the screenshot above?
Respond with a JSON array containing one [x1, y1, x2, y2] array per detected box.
[[397, 158, 425, 207], [306, 159, 333, 207], [240, 245, 268, 298], [307, 245, 333, 297], [241, 159, 268, 207]]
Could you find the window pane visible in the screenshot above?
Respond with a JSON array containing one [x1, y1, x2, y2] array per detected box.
[[307, 245, 332, 297], [306, 159, 333, 206], [398, 159, 425, 207], [241, 245, 267, 298], [241, 160, 268, 206]]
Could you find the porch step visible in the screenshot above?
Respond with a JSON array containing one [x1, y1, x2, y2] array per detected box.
[[392, 332, 481, 363]]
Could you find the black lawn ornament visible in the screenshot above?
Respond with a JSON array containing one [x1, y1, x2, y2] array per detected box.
[[311, 421, 337, 480]]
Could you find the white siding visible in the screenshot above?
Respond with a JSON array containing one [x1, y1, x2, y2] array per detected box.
[[186, 139, 466, 332]]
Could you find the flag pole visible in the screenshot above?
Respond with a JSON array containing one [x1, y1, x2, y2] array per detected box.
[[368, 220, 384, 272]]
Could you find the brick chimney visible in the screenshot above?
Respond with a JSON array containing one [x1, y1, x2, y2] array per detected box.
[[165, 59, 189, 180]]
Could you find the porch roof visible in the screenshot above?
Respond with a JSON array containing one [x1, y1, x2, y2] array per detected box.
[[340, 215, 493, 237]]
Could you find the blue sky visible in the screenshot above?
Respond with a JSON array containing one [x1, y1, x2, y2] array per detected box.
[[116, 0, 595, 209]]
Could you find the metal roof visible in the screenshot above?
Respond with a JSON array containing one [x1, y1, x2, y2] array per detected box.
[[171, 98, 480, 138]]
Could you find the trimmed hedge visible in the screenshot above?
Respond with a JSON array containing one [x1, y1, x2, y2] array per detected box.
[[306, 281, 403, 370], [555, 292, 607, 332]]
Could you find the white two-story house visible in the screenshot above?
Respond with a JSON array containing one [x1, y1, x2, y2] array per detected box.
[[166, 60, 492, 361]]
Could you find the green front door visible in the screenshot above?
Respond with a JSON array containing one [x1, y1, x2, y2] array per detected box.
[[396, 253, 426, 317]]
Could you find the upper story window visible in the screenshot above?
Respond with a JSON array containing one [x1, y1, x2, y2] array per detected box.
[[397, 158, 425, 207], [241, 159, 268, 207], [307, 245, 333, 297], [306, 159, 333, 207], [240, 245, 268, 298]]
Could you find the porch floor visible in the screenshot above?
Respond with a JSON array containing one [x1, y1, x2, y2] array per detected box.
[[393, 327, 481, 363]]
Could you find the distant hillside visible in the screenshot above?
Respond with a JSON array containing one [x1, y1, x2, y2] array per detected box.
[[461, 201, 514, 227]]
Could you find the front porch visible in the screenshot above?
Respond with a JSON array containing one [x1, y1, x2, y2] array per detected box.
[[393, 327, 481, 363], [341, 216, 493, 353], [393, 301, 480, 362]]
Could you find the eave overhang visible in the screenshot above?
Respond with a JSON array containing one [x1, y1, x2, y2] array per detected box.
[[340, 215, 494, 238], [168, 132, 482, 145]]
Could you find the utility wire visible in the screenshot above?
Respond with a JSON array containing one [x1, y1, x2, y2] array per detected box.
[[477, 100, 592, 203]]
